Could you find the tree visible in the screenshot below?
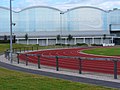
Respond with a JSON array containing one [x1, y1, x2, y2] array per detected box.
[[25, 33, 28, 44], [67, 34, 73, 44], [67, 34, 73, 41], [56, 35, 61, 44], [57, 35, 61, 40], [25, 33, 28, 41], [113, 8, 118, 10], [103, 34, 106, 40], [13, 35, 16, 43], [4, 35, 7, 41], [103, 34, 106, 43]]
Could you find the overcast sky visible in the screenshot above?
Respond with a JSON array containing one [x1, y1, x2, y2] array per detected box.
[[0, 0, 120, 11]]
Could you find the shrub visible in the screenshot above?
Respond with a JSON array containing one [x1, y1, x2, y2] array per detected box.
[[0, 40, 16, 44], [76, 43, 88, 46], [55, 43, 62, 46], [91, 44, 102, 46]]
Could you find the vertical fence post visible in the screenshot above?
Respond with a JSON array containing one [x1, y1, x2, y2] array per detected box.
[[17, 53, 19, 64], [26, 54, 28, 66], [4, 51, 6, 58], [19, 48, 21, 53], [38, 54, 41, 69], [13, 48, 14, 53], [27, 47, 29, 52], [14, 48, 16, 53], [78, 58, 82, 74], [32, 47, 33, 51], [56, 56, 59, 71], [8, 51, 10, 60], [37, 47, 38, 51], [16, 48, 18, 53], [5, 50, 9, 59], [14, 48, 15, 53], [24, 47, 25, 52], [114, 60, 118, 79]]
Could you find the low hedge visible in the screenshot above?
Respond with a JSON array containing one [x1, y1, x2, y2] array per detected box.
[[0, 40, 16, 43], [91, 44, 102, 46], [76, 43, 88, 46]]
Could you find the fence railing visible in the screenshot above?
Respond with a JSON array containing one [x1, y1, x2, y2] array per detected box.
[[4, 47, 120, 79], [12, 46, 39, 53]]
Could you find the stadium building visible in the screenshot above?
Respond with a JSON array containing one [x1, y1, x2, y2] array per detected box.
[[0, 6, 120, 45]]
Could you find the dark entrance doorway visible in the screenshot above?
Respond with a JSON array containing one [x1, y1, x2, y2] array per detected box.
[[114, 38, 120, 45]]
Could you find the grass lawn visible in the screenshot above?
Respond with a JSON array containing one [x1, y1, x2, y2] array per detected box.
[[82, 47, 120, 56], [0, 44, 35, 53], [0, 67, 116, 90], [0, 44, 118, 90], [0, 44, 65, 53]]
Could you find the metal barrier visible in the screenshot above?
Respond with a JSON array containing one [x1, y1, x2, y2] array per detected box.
[[12, 46, 38, 53], [4, 47, 120, 79], [14, 53, 120, 79]]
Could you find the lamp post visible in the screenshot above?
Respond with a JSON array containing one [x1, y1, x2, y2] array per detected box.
[[109, 24, 112, 31], [60, 12, 64, 44], [60, 12, 64, 36], [10, 0, 13, 63], [67, 9, 70, 31]]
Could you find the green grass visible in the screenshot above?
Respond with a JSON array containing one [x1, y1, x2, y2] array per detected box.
[[0, 44, 34, 53], [82, 47, 120, 56], [0, 44, 118, 90], [0, 67, 116, 90], [0, 44, 65, 53]]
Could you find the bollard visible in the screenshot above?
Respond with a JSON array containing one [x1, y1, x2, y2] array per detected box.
[[17, 53, 19, 64], [114, 60, 118, 79], [56, 56, 59, 71], [26, 54, 28, 66], [78, 58, 82, 74], [38, 55, 41, 69]]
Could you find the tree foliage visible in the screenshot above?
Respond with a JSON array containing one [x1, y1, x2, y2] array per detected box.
[[67, 34, 73, 41], [57, 35, 61, 40], [103, 34, 106, 40], [4, 35, 7, 41], [13, 35, 16, 43], [25, 33, 28, 41]]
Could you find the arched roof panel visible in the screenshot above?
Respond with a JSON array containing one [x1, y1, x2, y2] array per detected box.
[[0, 6, 18, 13], [19, 6, 61, 12], [64, 6, 108, 13]]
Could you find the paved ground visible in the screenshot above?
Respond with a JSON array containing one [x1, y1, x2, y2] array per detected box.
[[0, 55, 120, 89]]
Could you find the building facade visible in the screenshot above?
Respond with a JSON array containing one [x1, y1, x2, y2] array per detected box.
[[0, 6, 120, 45]]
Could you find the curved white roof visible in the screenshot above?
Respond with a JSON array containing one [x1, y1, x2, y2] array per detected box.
[[0, 6, 108, 13]]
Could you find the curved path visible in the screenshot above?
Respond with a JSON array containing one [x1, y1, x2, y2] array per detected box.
[[19, 47, 120, 74], [0, 59, 120, 89]]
